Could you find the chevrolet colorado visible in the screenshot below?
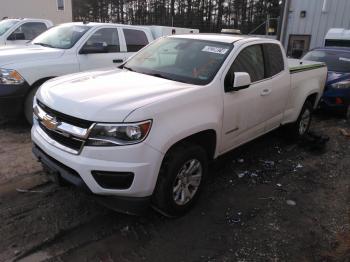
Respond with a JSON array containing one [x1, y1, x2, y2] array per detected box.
[[32, 34, 327, 216]]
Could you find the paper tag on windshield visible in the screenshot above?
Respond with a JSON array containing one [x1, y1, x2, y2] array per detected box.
[[202, 46, 229, 55], [340, 57, 350, 62]]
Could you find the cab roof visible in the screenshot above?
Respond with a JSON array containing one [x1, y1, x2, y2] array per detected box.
[[169, 33, 276, 44]]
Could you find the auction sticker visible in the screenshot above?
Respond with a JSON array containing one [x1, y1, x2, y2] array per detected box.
[[202, 46, 229, 55]]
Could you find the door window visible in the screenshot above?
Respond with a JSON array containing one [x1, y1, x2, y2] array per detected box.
[[123, 29, 149, 52], [10, 22, 48, 41], [82, 28, 120, 53], [225, 44, 265, 88], [263, 44, 285, 77]]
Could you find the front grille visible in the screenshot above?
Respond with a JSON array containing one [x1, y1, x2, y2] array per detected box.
[[37, 100, 93, 128], [39, 122, 85, 152], [36, 100, 93, 153]]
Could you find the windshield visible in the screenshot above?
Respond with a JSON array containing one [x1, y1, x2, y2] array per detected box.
[[32, 24, 92, 49], [303, 49, 350, 72], [123, 37, 233, 85], [0, 19, 19, 36]]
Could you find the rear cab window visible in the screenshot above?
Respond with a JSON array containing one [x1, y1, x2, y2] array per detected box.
[[123, 29, 149, 52], [263, 43, 285, 77]]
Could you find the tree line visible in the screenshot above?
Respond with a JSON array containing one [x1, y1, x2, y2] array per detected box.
[[72, 0, 282, 34]]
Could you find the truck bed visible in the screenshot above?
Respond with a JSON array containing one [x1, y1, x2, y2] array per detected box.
[[282, 58, 328, 125], [288, 59, 326, 74]]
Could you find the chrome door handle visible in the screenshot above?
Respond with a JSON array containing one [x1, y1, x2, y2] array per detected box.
[[261, 88, 272, 96]]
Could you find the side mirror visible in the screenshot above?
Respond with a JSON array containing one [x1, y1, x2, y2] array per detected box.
[[7, 32, 25, 41], [226, 72, 251, 92], [80, 43, 108, 54]]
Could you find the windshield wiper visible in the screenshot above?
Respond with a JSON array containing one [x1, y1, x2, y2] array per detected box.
[[34, 42, 55, 48], [149, 73, 173, 81], [123, 65, 135, 72]]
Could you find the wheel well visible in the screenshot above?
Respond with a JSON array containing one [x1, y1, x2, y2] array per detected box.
[[306, 93, 318, 108], [166, 130, 217, 160], [26, 77, 56, 96]]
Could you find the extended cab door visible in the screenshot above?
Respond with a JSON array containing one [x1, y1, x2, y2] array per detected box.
[[221, 44, 269, 153], [260, 43, 290, 132], [78, 27, 126, 71], [6, 22, 48, 45]]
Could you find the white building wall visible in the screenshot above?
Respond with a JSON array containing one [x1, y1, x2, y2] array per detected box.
[[284, 0, 350, 50], [0, 0, 72, 25]]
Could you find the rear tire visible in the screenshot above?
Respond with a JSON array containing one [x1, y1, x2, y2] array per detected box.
[[24, 86, 39, 125], [152, 143, 208, 217], [287, 100, 313, 139]]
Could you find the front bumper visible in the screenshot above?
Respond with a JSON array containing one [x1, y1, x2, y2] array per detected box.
[[32, 145, 152, 215], [0, 82, 30, 117], [31, 122, 164, 198]]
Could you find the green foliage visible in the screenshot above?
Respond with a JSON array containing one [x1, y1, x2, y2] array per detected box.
[[72, 0, 282, 34]]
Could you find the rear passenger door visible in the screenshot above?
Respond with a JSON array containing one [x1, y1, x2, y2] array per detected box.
[[261, 43, 290, 131], [6, 22, 48, 45], [78, 27, 125, 71], [122, 28, 149, 59]]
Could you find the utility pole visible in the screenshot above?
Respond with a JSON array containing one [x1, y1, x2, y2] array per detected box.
[[266, 14, 270, 35]]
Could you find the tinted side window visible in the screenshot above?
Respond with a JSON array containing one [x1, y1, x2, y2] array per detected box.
[[264, 44, 284, 77], [225, 45, 265, 87], [123, 29, 149, 52], [84, 28, 120, 53], [12, 22, 47, 40]]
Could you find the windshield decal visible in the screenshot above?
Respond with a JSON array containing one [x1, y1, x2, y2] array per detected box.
[[202, 46, 229, 55]]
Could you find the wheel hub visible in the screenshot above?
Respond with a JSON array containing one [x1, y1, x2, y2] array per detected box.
[[299, 109, 311, 135], [173, 159, 202, 206]]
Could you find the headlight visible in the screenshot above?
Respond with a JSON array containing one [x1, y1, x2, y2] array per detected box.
[[87, 120, 152, 146], [0, 68, 25, 85], [331, 80, 350, 89]]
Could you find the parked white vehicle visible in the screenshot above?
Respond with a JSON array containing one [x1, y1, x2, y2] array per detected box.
[[0, 22, 197, 123], [324, 28, 350, 47], [32, 34, 327, 216], [0, 18, 52, 46]]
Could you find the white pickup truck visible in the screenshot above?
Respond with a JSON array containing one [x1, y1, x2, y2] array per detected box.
[[0, 22, 198, 123], [32, 34, 327, 216], [0, 18, 53, 46]]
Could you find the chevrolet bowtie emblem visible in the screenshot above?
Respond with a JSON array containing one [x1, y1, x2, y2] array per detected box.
[[42, 115, 59, 130]]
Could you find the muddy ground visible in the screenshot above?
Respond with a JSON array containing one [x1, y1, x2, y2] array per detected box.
[[0, 115, 349, 262]]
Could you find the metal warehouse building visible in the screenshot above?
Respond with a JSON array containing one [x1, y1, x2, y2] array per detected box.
[[0, 0, 72, 25], [280, 0, 350, 57]]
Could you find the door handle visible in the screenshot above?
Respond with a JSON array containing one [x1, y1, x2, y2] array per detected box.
[[261, 88, 272, 96], [113, 59, 124, 63]]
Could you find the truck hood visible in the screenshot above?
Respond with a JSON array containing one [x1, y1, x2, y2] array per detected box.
[[0, 45, 64, 67], [37, 69, 193, 122]]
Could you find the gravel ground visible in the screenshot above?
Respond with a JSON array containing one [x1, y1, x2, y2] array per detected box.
[[0, 115, 349, 262]]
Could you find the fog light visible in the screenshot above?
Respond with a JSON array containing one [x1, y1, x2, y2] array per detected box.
[[92, 171, 134, 189]]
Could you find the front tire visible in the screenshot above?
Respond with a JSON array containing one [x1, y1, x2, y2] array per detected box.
[[24, 87, 39, 125], [152, 144, 208, 217]]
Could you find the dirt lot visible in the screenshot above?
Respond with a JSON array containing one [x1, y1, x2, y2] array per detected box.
[[0, 115, 349, 262]]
